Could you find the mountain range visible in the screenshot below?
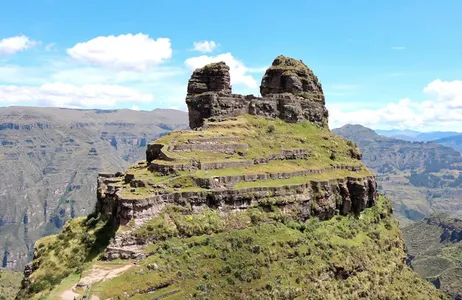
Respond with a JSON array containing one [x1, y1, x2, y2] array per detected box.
[[333, 124, 462, 226], [374, 129, 461, 142], [0, 107, 188, 272]]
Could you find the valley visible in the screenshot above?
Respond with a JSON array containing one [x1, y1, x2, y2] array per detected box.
[[0, 107, 188, 272]]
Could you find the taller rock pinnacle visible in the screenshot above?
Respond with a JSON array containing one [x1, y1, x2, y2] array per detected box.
[[260, 55, 325, 103]]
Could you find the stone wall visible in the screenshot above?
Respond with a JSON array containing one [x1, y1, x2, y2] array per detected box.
[[146, 147, 311, 175], [96, 173, 376, 231]]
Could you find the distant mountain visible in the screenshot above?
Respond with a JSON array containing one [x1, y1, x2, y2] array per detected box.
[[435, 134, 462, 154], [374, 128, 421, 139], [334, 124, 462, 226], [0, 106, 188, 271], [374, 128, 460, 142], [416, 131, 460, 141]]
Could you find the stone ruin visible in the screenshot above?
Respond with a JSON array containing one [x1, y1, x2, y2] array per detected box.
[[186, 55, 329, 129]]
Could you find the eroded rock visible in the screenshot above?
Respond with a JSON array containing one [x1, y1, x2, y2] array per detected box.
[[185, 55, 329, 129]]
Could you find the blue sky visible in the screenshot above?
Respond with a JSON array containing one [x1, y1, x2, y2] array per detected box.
[[1, 0, 462, 131]]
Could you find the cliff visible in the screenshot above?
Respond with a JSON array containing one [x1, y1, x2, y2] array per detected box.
[[0, 108, 188, 272], [16, 56, 445, 299]]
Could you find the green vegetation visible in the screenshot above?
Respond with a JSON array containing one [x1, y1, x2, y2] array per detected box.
[[118, 115, 365, 199], [19, 196, 446, 299], [86, 196, 444, 299], [0, 269, 22, 300], [16, 112, 446, 299], [404, 213, 462, 298], [16, 213, 117, 299]]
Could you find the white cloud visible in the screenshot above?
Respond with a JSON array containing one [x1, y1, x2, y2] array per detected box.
[[329, 79, 462, 131], [67, 33, 172, 71], [391, 46, 406, 50], [192, 41, 218, 53], [0, 83, 154, 108], [0, 35, 37, 55], [49, 66, 185, 86], [45, 43, 56, 52], [184, 52, 258, 90], [131, 105, 140, 111]]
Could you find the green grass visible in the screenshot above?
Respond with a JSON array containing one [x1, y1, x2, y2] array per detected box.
[[236, 169, 372, 189], [16, 213, 118, 300], [0, 269, 22, 300], [150, 115, 360, 165], [117, 115, 366, 199], [45, 272, 82, 300], [89, 196, 445, 299]]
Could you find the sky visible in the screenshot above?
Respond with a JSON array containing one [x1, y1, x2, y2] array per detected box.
[[1, 0, 462, 131]]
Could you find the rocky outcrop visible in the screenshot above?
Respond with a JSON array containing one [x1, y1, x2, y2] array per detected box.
[[260, 55, 324, 100], [187, 62, 232, 96], [186, 55, 329, 129], [97, 173, 377, 230]]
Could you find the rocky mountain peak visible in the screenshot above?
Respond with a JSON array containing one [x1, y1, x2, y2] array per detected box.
[[260, 55, 324, 103], [185, 55, 329, 129], [187, 61, 232, 96]]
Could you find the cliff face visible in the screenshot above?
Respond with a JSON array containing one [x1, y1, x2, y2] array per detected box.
[[186, 56, 328, 129], [0, 107, 188, 272], [16, 56, 445, 300]]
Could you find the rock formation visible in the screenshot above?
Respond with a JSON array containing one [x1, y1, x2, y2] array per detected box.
[[187, 62, 232, 96], [22, 55, 424, 300], [186, 55, 329, 129], [89, 56, 375, 260]]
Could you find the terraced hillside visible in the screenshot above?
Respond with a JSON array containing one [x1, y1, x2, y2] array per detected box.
[[404, 214, 462, 299], [99, 114, 376, 260], [16, 56, 445, 299]]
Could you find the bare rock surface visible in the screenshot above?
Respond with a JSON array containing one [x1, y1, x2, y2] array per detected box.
[[186, 55, 328, 129]]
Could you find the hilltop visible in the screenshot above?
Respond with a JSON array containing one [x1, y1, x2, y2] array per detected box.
[[15, 56, 444, 299], [0, 107, 188, 271]]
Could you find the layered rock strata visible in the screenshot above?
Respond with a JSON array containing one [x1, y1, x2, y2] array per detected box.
[[94, 56, 375, 260]]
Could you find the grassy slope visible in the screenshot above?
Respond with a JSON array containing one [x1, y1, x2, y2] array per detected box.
[[20, 196, 446, 299], [0, 269, 22, 300], [403, 214, 462, 298], [120, 115, 367, 199], [16, 117, 444, 299]]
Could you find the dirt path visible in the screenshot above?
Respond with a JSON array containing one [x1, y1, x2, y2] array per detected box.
[[59, 263, 134, 299], [60, 289, 80, 300]]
